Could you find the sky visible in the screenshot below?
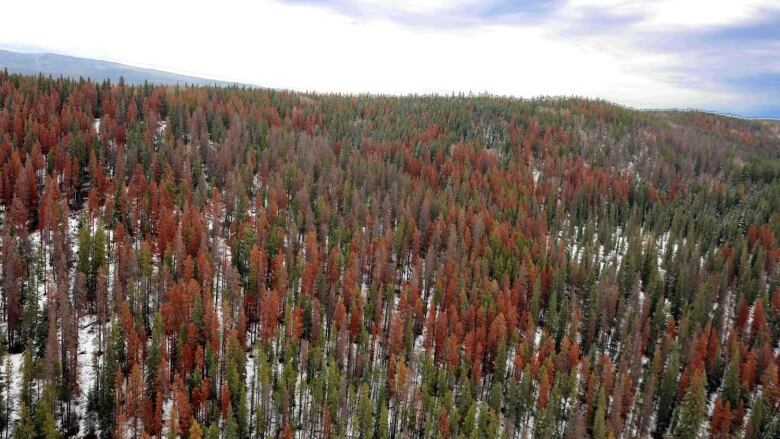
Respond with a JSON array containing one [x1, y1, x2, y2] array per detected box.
[[1, 0, 779, 118]]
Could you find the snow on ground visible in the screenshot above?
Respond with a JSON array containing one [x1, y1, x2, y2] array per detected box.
[[2, 207, 95, 431], [157, 121, 167, 137], [77, 315, 101, 434], [6, 352, 23, 424], [656, 231, 671, 278], [160, 398, 173, 437]]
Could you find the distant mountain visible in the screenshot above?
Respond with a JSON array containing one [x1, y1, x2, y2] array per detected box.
[[0, 49, 248, 86]]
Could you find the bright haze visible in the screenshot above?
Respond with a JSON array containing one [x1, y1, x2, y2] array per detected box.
[[2, 0, 779, 118]]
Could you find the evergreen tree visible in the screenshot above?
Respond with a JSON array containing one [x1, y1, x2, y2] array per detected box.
[[35, 380, 60, 439], [655, 346, 680, 437], [745, 391, 773, 439], [357, 383, 373, 438], [592, 387, 607, 439], [13, 350, 35, 439], [721, 346, 741, 407], [376, 401, 389, 439], [91, 318, 122, 436], [530, 277, 542, 324], [206, 423, 220, 439], [189, 419, 204, 439], [224, 407, 240, 439], [673, 368, 707, 439]]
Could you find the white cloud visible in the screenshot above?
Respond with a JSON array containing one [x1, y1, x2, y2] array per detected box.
[[0, 0, 755, 111], [567, 0, 780, 29], [350, 0, 479, 15], [642, 0, 780, 28]]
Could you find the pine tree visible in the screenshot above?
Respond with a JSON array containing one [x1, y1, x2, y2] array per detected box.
[[673, 368, 707, 439], [517, 366, 533, 428], [224, 407, 239, 439], [655, 346, 680, 437], [13, 401, 34, 439], [357, 383, 373, 438], [745, 391, 773, 439], [125, 362, 145, 437], [530, 277, 542, 324], [479, 407, 500, 438], [92, 318, 122, 435], [13, 350, 35, 439], [592, 387, 607, 439], [376, 401, 389, 439], [535, 402, 556, 439], [189, 419, 203, 439], [91, 222, 107, 295], [35, 380, 60, 439], [206, 423, 219, 439], [77, 224, 91, 277], [721, 346, 740, 407]]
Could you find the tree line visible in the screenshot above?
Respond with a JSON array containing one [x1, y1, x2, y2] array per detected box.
[[0, 71, 778, 438]]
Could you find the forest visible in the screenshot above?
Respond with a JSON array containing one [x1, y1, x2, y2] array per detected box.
[[0, 71, 778, 438]]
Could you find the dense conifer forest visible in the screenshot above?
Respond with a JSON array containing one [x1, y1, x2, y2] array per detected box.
[[0, 71, 778, 438]]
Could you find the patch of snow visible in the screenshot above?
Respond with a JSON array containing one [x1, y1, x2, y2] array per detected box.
[[77, 315, 101, 434], [6, 353, 22, 424]]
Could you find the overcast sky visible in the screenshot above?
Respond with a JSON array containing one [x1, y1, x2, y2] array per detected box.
[[1, 0, 779, 118]]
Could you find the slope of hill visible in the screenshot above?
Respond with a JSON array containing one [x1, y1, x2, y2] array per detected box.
[[0, 49, 245, 86], [0, 72, 777, 438]]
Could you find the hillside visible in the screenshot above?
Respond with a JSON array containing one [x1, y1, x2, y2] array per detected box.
[[0, 49, 245, 86], [0, 73, 778, 438]]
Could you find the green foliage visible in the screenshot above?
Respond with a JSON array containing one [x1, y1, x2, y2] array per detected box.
[[1, 72, 779, 439], [592, 387, 607, 439], [673, 369, 707, 439]]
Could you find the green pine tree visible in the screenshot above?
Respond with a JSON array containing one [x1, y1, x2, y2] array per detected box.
[[35, 380, 60, 439], [721, 346, 741, 407], [77, 224, 91, 277], [376, 401, 389, 439], [357, 383, 373, 438], [745, 391, 773, 439], [224, 407, 240, 439], [673, 369, 707, 439], [530, 277, 542, 324], [206, 423, 220, 439], [655, 345, 680, 437], [14, 349, 35, 439], [91, 317, 122, 435], [592, 387, 607, 439]]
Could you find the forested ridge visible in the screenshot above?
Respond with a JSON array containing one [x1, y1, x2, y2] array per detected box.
[[0, 71, 778, 438]]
